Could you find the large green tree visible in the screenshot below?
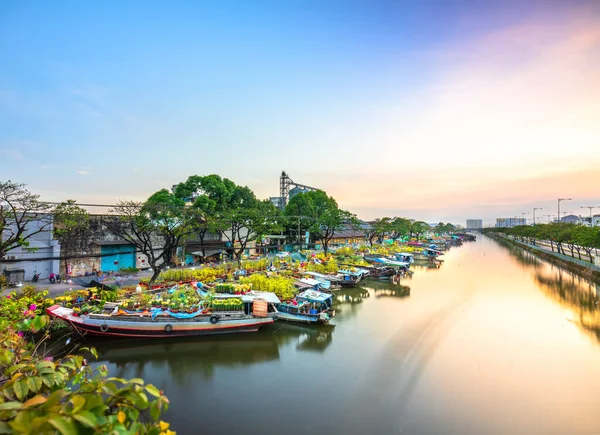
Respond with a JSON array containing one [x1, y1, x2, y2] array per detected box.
[[410, 221, 430, 241], [175, 175, 280, 263], [285, 190, 355, 254], [390, 217, 412, 241]]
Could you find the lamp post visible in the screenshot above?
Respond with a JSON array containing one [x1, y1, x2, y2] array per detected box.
[[533, 208, 542, 225], [557, 198, 572, 222], [581, 206, 600, 226]]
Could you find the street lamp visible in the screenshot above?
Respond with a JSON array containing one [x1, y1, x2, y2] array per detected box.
[[557, 198, 572, 222], [581, 206, 600, 226], [533, 208, 542, 225]]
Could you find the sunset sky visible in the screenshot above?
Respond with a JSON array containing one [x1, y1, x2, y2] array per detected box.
[[1, 0, 599, 225]]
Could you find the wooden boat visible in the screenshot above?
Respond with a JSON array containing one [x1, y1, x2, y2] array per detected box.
[[366, 267, 396, 279], [46, 292, 280, 338], [335, 272, 362, 287], [303, 272, 340, 290], [275, 290, 335, 324]]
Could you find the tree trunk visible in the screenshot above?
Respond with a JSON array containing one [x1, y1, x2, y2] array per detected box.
[[150, 267, 160, 283]]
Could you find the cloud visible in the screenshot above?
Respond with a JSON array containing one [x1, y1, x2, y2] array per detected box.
[[76, 170, 90, 176]]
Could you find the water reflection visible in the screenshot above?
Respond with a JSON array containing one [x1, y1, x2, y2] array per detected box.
[[496, 237, 600, 342], [332, 287, 370, 321], [361, 279, 411, 298], [534, 269, 600, 342]]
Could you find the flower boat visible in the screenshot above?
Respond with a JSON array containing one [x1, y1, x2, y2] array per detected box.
[[302, 272, 341, 290], [275, 290, 334, 324], [335, 272, 362, 287], [46, 290, 281, 338]]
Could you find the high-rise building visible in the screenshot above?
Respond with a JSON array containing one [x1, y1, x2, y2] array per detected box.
[[466, 219, 483, 229]]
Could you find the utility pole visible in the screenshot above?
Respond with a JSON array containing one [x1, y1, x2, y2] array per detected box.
[[557, 197, 572, 222], [533, 208, 542, 225], [581, 206, 600, 226]]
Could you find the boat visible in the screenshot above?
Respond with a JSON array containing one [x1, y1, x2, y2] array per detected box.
[[414, 248, 443, 260], [46, 292, 281, 338], [303, 272, 341, 290], [295, 277, 326, 291], [275, 290, 335, 324], [338, 268, 370, 279], [393, 253, 415, 265], [366, 267, 397, 279], [335, 272, 362, 287]]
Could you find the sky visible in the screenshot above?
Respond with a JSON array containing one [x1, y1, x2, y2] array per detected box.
[[1, 0, 599, 225]]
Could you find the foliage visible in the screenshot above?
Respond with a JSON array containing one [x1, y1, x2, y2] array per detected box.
[[53, 200, 90, 274], [239, 274, 297, 301], [410, 221, 430, 240], [0, 314, 173, 434], [0, 180, 54, 260], [284, 190, 355, 254], [107, 190, 197, 283], [0, 287, 56, 323], [485, 223, 600, 261], [211, 298, 243, 311]]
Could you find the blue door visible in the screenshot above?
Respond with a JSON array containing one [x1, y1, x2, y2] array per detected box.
[[101, 245, 135, 272]]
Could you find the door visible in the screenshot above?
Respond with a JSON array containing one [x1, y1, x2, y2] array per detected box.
[[101, 245, 135, 272]]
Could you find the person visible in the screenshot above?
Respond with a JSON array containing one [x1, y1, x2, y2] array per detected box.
[[49, 273, 56, 284]]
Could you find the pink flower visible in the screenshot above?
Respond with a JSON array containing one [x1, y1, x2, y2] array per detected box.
[[17, 331, 24, 338], [44, 357, 54, 362], [29, 304, 37, 311], [6, 295, 11, 299]]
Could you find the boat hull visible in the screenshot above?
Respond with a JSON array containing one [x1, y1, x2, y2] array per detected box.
[[46, 305, 274, 338], [275, 312, 331, 325]]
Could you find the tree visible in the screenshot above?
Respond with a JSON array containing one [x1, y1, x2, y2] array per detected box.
[[372, 217, 393, 244], [0, 181, 53, 260], [410, 221, 430, 240], [389, 217, 412, 242], [573, 225, 600, 261], [175, 175, 280, 263], [107, 189, 195, 282], [53, 200, 90, 275], [285, 190, 355, 254]]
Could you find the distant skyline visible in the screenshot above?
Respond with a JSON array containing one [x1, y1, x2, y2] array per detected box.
[[1, 0, 599, 225]]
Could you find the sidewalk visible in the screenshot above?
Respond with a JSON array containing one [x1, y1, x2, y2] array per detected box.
[[2, 269, 154, 297]]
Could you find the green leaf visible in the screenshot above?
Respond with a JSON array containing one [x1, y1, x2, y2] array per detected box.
[[83, 394, 104, 412], [69, 395, 86, 414], [128, 378, 144, 385], [72, 411, 98, 428], [41, 374, 54, 388], [27, 377, 42, 393], [41, 389, 68, 410], [89, 348, 98, 359], [35, 360, 55, 375], [149, 400, 160, 421], [13, 379, 29, 401], [145, 384, 161, 398], [48, 416, 77, 435], [6, 363, 27, 376], [0, 401, 22, 411]]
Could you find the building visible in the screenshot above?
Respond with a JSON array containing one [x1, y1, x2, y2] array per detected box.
[[466, 219, 483, 230], [329, 222, 370, 246], [288, 186, 310, 201], [496, 218, 526, 228], [0, 216, 60, 282], [560, 214, 582, 224], [581, 215, 600, 227]]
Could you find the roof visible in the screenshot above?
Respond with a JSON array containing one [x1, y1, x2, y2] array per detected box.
[[190, 249, 222, 257], [298, 278, 321, 287], [297, 290, 333, 302], [92, 240, 135, 246]]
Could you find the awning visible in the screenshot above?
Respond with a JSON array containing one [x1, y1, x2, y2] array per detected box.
[[190, 249, 222, 257]]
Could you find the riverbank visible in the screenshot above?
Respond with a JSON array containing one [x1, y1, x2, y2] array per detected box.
[[488, 233, 600, 282]]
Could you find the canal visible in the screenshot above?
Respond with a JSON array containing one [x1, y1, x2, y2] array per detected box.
[[90, 236, 600, 434]]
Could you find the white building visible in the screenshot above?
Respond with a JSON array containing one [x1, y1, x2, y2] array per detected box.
[[1, 217, 60, 282], [466, 219, 483, 230]]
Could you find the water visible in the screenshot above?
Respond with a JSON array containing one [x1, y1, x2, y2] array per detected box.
[[90, 236, 600, 434]]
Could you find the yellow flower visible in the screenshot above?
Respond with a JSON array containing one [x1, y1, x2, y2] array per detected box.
[[117, 411, 126, 424], [159, 421, 170, 431]]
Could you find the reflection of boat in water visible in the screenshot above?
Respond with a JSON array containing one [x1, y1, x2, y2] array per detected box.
[[274, 323, 335, 353], [373, 285, 410, 298]]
